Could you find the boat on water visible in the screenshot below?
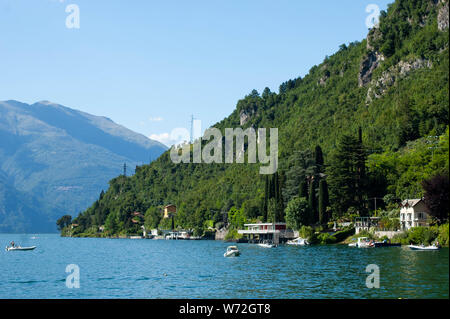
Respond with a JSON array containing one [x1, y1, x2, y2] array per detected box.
[[373, 239, 401, 247], [5, 245, 36, 251], [408, 244, 439, 251], [224, 246, 240, 257], [286, 237, 309, 246], [348, 237, 374, 248], [257, 241, 276, 248]]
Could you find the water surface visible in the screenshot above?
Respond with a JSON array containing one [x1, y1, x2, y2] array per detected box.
[[0, 234, 448, 298]]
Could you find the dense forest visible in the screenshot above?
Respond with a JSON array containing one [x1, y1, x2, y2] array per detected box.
[[60, 0, 449, 238]]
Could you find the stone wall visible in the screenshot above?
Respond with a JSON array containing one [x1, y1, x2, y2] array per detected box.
[[374, 230, 404, 239]]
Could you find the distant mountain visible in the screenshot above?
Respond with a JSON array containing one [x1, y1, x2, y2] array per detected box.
[[0, 100, 167, 232]]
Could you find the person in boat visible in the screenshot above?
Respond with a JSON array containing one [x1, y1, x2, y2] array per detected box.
[[10, 241, 15, 247]]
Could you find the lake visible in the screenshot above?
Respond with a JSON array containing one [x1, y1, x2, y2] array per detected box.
[[0, 234, 448, 299]]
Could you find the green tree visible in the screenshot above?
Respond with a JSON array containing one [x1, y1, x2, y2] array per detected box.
[[299, 180, 308, 198], [144, 207, 162, 229], [328, 132, 368, 217], [319, 179, 329, 224], [285, 197, 310, 230], [308, 179, 318, 224], [267, 198, 277, 224], [56, 215, 72, 231], [314, 145, 324, 173]]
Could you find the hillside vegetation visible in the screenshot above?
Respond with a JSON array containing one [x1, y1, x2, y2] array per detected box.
[[65, 0, 449, 237]]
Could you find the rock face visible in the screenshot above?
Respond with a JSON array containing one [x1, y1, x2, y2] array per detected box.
[[438, 0, 449, 31], [366, 59, 433, 104], [239, 108, 258, 126], [358, 51, 385, 87], [240, 110, 250, 126]]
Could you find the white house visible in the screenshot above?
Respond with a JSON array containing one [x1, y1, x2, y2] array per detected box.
[[400, 198, 429, 230]]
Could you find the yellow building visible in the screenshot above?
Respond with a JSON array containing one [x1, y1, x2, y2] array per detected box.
[[163, 204, 177, 218]]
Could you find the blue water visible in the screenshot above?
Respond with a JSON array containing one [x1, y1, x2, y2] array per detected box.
[[0, 234, 448, 299]]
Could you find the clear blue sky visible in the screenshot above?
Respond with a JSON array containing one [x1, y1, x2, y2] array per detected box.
[[0, 0, 391, 146]]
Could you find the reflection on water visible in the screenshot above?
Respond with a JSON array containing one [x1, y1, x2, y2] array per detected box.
[[0, 234, 448, 299]]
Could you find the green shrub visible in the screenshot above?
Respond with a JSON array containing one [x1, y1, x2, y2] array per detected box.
[[407, 227, 439, 245], [224, 228, 243, 241], [299, 226, 314, 240], [391, 231, 409, 244], [437, 224, 449, 246], [392, 225, 449, 245], [333, 227, 355, 242], [317, 233, 337, 244]]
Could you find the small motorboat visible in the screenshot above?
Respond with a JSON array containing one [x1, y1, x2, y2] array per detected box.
[[257, 241, 275, 248], [374, 239, 401, 247], [348, 237, 374, 248], [408, 244, 439, 251], [224, 245, 240, 257], [5, 245, 36, 251], [286, 237, 309, 246]]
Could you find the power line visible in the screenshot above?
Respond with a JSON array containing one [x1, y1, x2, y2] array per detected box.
[[190, 114, 195, 144]]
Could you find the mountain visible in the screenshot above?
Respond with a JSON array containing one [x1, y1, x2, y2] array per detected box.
[[67, 0, 449, 237], [0, 100, 167, 232]]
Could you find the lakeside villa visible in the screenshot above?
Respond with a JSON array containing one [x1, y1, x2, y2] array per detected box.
[[163, 204, 177, 218], [400, 198, 429, 230]]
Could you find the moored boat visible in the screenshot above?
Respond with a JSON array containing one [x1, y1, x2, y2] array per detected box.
[[5, 245, 36, 251], [286, 237, 309, 246], [257, 241, 275, 248], [224, 246, 240, 257], [348, 237, 374, 248], [408, 244, 439, 251], [374, 240, 401, 247]]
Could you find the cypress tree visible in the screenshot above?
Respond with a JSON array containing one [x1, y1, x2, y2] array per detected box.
[[319, 179, 329, 224], [314, 145, 324, 173], [328, 131, 368, 217], [308, 179, 317, 224], [263, 175, 269, 221], [299, 180, 308, 198]]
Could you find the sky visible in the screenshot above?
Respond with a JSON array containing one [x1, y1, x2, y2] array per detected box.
[[0, 0, 392, 146]]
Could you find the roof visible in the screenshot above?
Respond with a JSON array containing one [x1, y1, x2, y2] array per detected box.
[[243, 222, 286, 226], [401, 199, 422, 207], [164, 204, 176, 208]]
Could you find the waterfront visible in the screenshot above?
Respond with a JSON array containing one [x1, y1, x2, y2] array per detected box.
[[0, 234, 448, 299]]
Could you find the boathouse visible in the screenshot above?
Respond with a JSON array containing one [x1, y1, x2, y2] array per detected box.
[[237, 222, 295, 244]]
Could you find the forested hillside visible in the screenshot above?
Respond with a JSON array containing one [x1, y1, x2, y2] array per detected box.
[[65, 0, 449, 237]]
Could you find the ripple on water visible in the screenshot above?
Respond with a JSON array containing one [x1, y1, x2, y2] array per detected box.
[[0, 235, 448, 298]]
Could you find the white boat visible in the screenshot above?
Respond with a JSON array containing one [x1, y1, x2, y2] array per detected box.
[[348, 237, 374, 248], [286, 237, 309, 246], [408, 244, 439, 251], [5, 245, 36, 251], [224, 246, 240, 257], [257, 241, 275, 248]]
